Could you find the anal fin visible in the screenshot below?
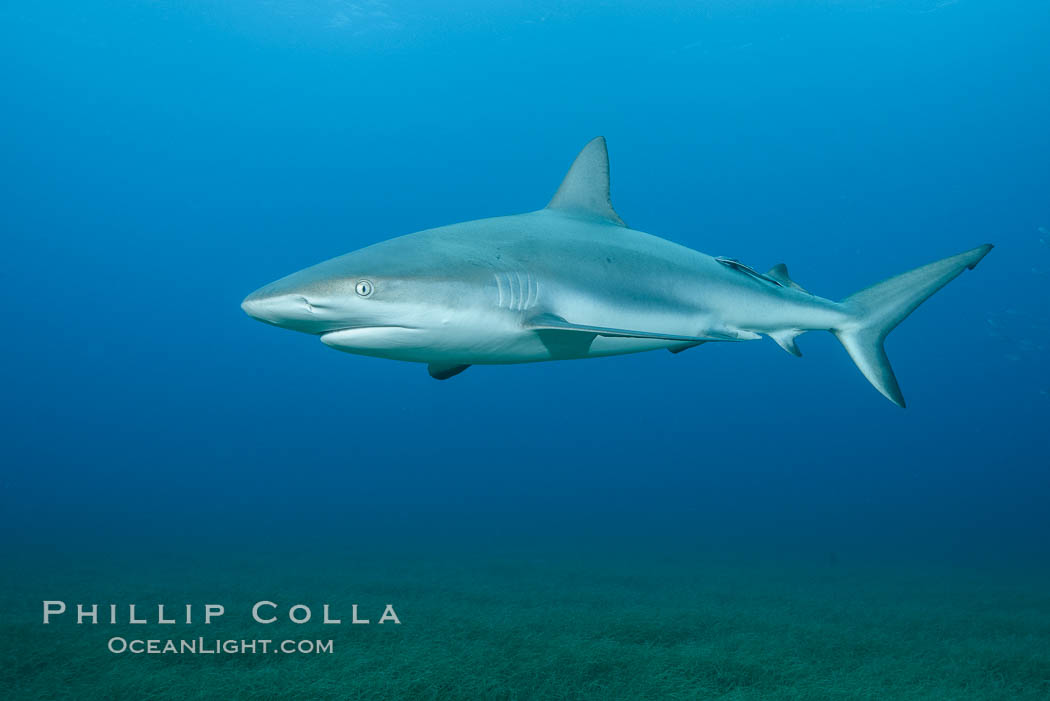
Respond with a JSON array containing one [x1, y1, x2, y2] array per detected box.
[[768, 329, 803, 357]]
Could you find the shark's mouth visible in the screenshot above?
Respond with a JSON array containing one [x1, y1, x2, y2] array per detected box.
[[320, 326, 423, 351], [318, 324, 418, 335]]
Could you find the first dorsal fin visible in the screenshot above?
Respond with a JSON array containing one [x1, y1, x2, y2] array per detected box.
[[766, 263, 809, 293], [546, 136, 626, 226]]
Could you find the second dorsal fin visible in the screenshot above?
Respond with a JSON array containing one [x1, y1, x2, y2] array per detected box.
[[546, 137, 626, 226], [766, 263, 809, 293]]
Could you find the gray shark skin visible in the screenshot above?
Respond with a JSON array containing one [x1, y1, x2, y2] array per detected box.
[[242, 137, 992, 406]]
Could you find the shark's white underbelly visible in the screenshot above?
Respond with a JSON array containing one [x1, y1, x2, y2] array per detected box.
[[322, 319, 680, 365]]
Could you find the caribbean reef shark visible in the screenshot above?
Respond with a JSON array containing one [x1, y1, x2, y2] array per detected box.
[[242, 137, 991, 406]]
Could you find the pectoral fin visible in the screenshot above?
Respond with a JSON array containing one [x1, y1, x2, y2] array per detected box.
[[525, 313, 740, 343], [428, 363, 471, 380], [668, 341, 707, 354]]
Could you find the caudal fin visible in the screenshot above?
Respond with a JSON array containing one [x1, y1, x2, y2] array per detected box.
[[833, 244, 993, 407]]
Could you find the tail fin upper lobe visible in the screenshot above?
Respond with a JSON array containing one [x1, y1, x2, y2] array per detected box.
[[833, 244, 993, 407]]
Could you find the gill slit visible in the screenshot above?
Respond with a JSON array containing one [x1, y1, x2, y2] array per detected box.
[[493, 269, 540, 311]]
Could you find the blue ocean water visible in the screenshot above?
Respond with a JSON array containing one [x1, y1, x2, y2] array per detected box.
[[1, 2, 1048, 697]]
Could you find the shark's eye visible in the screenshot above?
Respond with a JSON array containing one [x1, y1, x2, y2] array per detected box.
[[355, 280, 374, 297]]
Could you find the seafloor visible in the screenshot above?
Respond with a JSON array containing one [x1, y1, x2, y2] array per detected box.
[[1, 545, 1047, 700]]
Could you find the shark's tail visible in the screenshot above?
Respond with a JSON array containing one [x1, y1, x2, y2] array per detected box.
[[832, 244, 993, 407]]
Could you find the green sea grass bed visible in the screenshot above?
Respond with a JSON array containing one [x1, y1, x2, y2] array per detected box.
[[2, 544, 1047, 700]]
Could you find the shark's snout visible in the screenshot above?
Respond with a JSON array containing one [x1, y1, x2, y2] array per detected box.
[[242, 282, 358, 335], [241, 287, 314, 327], [241, 289, 282, 323]]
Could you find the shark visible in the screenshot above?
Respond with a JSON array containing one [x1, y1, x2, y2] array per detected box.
[[242, 137, 992, 406]]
